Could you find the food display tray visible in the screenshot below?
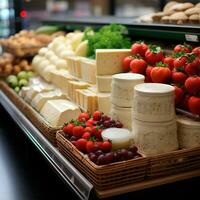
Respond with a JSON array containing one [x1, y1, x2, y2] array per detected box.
[[57, 130, 200, 198], [0, 81, 60, 146]]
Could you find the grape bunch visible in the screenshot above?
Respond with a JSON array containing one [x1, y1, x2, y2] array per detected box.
[[88, 145, 141, 165]]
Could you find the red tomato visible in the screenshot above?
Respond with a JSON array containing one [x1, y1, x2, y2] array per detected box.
[[192, 47, 200, 56], [93, 129, 102, 140], [181, 94, 190, 111], [173, 56, 188, 69], [185, 56, 199, 76], [122, 56, 134, 72], [84, 127, 92, 133], [131, 42, 148, 56], [163, 56, 175, 70], [174, 44, 192, 53], [145, 46, 164, 65], [93, 111, 102, 121], [86, 119, 95, 127], [150, 67, 171, 83], [78, 112, 90, 122], [145, 65, 154, 82], [101, 141, 112, 152], [73, 126, 84, 138], [82, 132, 91, 140], [174, 86, 184, 106], [188, 96, 200, 115], [76, 138, 87, 152], [185, 76, 200, 96], [63, 123, 74, 136], [86, 141, 100, 153], [130, 58, 147, 74], [172, 71, 187, 85]]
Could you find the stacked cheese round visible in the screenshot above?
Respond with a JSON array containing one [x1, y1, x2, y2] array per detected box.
[[132, 83, 178, 156], [110, 73, 144, 130], [177, 115, 200, 149]]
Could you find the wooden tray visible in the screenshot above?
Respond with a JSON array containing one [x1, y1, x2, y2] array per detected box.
[[56, 130, 200, 198], [0, 81, 60, 146]]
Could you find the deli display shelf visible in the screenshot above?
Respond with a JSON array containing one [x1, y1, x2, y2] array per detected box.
[[42, 16, 200, 42], [0, 90, 93, 200]]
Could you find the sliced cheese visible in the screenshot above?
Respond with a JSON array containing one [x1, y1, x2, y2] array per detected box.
[[67, 56, 82, 78], [80, 58, 96, 84], [75, 89, 98, 113], [40, 99, 81, 127], [96, 49, 131, 75], [96, 75, 112, 92], [31, 90, 66, 111], [98, 93, 111, 116], [68, 80, 89, 101]]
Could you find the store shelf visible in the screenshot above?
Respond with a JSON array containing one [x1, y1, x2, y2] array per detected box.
[[42, 16, 200, 42], [0, 91, 93, 200]]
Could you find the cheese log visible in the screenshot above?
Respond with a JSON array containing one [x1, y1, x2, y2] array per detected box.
[[96, 75, 112, 92], [68, 80, 89, 101], [75, 89, 98, 113], [80, 58, 96, 84], [40, 99, 81, 127], [98, 93, 111, 116], [96, 49, 131, 75], [31, 90, 66, 111], [24, 84, 54, 103]]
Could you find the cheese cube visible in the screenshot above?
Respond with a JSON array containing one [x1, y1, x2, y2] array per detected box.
[[31, 90, 66, 111], [80, 58, 96, 84], [68, 80, 89, 101], [98, 93, 111, 116], [96, 75, 112, 92], [75, 89, 98, 113], [40, 99, 81, 127], [96, 49, 131, 75], [67, 56, 82, 78]]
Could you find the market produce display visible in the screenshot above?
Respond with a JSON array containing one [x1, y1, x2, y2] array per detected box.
[[122, 42, 200, 116]]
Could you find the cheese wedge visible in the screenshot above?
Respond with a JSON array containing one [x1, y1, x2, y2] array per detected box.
[[40, 99, 81, 127], [96, 75, 112, 92], [31, 90, 66, 111], [96, 49, 131, 75], [80, 58, 96, 84], [98, 93, 111, 116]]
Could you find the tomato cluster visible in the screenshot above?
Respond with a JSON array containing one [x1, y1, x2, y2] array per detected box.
[[62, 111, 123, 156], [122, 42, 200, 115]]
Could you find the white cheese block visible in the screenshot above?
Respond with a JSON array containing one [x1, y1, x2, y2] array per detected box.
[[98, 93, 111, 116], [24, 84, 54, 103], [19, 86, 30, 98], [29, 76, 44, 85], [177, 115, 200, 149], [67, 56, 82, 78], [96, 49, 131, 75], [41, 64, 56, 82], [31, 90, 66, 111], [68, 80, 89, 101], [80, 58, 96, 84], [96, 75, 112, 92], [40, 99, 81, 127], [75, 89, 98, 113], [88, 85, 97, 93]]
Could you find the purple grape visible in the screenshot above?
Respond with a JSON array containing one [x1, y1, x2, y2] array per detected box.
[[103, 120, 111, 128], [115, 121, 123, 128], [113, 152, 120, 162], [70, 136, 78, 141], [64, 133, 70, 140], [118, 149, 129, 160], [101, 115, 110, 122], [127, 151, 134, 160], [104, 152, 114, 164], [128, 145, 138, 155], [88, 153, 97, 163], [95, 149, 103, 156], [96, 154, 106, 165]]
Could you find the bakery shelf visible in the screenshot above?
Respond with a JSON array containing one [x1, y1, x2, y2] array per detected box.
[[42, 16, 200, 43], [0, 91, 93, 200]]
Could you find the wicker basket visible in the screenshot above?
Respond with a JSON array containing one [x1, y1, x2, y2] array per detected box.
[[0, 81, 60, 146], [56, 131, 150, 191]]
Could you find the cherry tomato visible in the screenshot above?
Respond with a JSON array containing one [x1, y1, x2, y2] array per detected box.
[[192, 47, 200, 56], [73, 126, 84, 138], [150, 66, 171, 83], [163, 56, 175, 70], [174, 85, 184, 106], [173, 55, 188, 69], [76, 138, 87, 152], [122, 56, 134, 72], [78, 112, 90, 122], [63, 123, 74, 136], [131, 42, 148, 56], [145, 65, 154, 82], [188, 96, 200, 115], [174, 44, 192, 53], [82, 132, 91, 140], [172, 71, 187, 85], [185, 76, 200, 96], [101, 141, 112, 153], [93, 111, 102, 121], [130, 58, 147, 75]]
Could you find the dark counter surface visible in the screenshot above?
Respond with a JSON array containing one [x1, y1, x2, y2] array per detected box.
[[0, 105, 199, 200]]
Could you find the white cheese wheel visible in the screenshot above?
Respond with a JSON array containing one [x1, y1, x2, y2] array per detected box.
[[111, 73, 144, 107], [102, 128, 131, 150], [110, 104, 132, 130], [177, 115, 200, 149], [132, 118, 178, 156], [133, 83, 175, 122]]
